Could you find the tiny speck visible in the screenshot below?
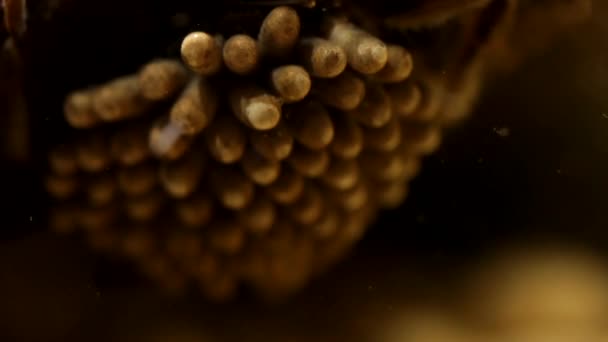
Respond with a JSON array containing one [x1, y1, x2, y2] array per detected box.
[[29, 216, 33, 222], [368, 285, 374, 291], [602, 113, 608, 119], [494, 127, 510, 137], [556, 169, 562, 175]]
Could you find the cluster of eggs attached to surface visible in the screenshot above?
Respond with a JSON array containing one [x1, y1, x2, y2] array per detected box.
[[46, 5, 448, 300]]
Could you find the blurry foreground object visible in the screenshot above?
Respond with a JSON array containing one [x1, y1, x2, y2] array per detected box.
[[0, 0, 592, 300], [465, 244, 608, 340], [0, 38, 29, 161], [374, 243, 608, 342]]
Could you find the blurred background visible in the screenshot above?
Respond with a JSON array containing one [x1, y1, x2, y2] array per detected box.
[[1, 1, 608, 341]]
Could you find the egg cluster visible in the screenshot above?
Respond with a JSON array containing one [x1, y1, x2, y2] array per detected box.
[[46, 5, 446, 300]]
